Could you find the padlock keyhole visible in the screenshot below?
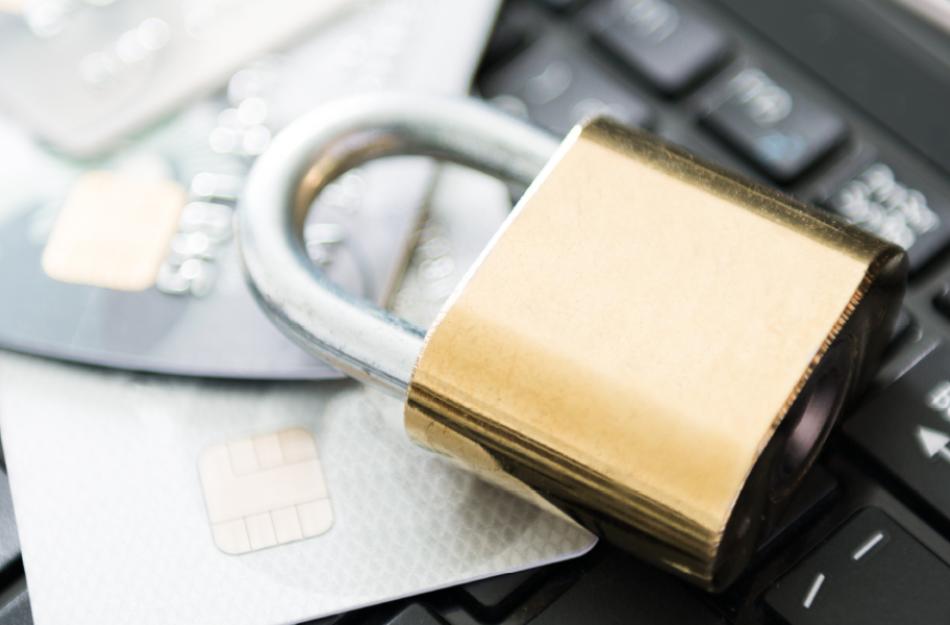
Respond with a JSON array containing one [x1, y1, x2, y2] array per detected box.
[[769, 342, 852, 502], [713, 340, 852, 591]]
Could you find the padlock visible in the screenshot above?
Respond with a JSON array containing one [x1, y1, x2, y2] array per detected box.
[[238, 94, 906, 591]]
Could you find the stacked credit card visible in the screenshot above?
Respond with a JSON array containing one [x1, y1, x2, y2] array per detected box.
[[0, 0, 498, 379]]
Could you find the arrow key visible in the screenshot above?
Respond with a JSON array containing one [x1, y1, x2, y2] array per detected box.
[[917, 426, 950, 464], [767, 508, 950, 624], [844, 343, 950, 523]]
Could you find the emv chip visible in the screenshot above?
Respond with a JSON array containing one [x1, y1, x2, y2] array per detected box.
[[41, 170, 185, 291], [199, 428, 333, 554]]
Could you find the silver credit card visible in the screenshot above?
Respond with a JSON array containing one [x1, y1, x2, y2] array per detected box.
[[0, 0, 501, 379], [0, 0, 359, 157]]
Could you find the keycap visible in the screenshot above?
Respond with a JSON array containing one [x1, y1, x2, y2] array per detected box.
[[0, 467, 20, 578], [934, 291, 950, 321], [766, 508, 950, 624], [529, 550, 724, 625], [883, 309, 918, 360], [582, 0, 729, 95], [480, 36, 653, 135], [844, 344, 950, 522], [891, 309, 914, 344], [383, 604, 445, 625], [0, 582, 31, 625], [709, 0, 950, 175], [535, 0, 588, 11], [461, 569, 542, 617], [300, 616, 343, 625], [478, 1, 542, 72], [820, 149, 950, 273], [702, 67, 847, 183]]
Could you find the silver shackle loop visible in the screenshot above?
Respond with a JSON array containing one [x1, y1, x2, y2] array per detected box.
[[238, 93, 560, 396]]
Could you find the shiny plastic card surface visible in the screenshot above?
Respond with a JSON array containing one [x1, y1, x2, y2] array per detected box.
[[0, 361, 593, 625], [0, 0, 357, 156], [0, 0, 498, 379]]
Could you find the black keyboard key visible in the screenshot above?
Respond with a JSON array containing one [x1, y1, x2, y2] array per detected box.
[[0, 582, 31, 625], [766, 508, 950, 624], [301, 614, 344, 625], [710, 0, 950, 174], [0, 466, 19, 578], [820, 151, 950, 273], [844, 344, 950, 522], [481, 36, 653, 135], [478, 2, 543, 71], [383, 604, 444, 625], [884, 309, 918, 360], [891, 309, 913, 344], [535, 0, 588, 11], [702, 67, 847, 183], [934, 290, 950, 322], [583, 0, 729, 95], [530, 550, 724, 625], [461, 569, 542, 617]]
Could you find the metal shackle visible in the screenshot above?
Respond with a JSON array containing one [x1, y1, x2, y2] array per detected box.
[[238, 93, 559, 396]]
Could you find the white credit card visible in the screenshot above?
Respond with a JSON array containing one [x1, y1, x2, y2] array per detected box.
[[0, 0, 359, 156], [0, 361, 595, 625]]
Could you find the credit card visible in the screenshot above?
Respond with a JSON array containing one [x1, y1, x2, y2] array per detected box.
[[0, 359, 595, 625], [0, 170, 595, 625], [0, 0, 500, 379], [0, 0, 358, 157]]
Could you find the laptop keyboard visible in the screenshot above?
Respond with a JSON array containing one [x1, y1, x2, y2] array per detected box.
[[1, 0, 950, 623]]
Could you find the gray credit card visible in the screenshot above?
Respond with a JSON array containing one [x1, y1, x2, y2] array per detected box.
[[0, 0, 360, 157], [0, 0, 501, 379]]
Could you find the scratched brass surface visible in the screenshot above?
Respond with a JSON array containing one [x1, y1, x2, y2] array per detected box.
[[405, 119, 906, 590]]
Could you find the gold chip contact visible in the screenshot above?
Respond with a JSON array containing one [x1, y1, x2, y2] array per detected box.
[[42, 171, 185, 291], [0, 0, 25, 14]]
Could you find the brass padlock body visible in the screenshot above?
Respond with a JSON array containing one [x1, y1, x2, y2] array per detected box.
[[405, 119, 905, 590]]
